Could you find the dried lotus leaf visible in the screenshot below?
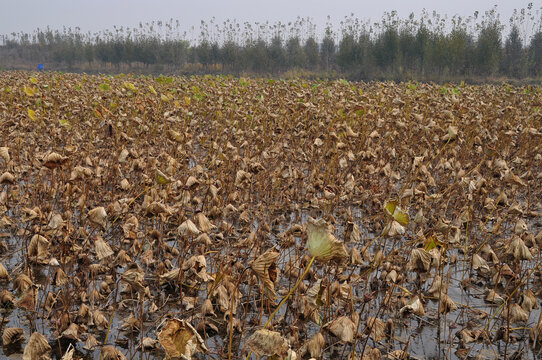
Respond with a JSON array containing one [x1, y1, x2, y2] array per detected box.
[[306, 217, 348, 263], [519, 289, 538, 312], [0, 172, 15, 184], [326, 316, 356, 343], [485, 289, 505, 305], [42, 152, 67, 169], [408, 248, 432, 272], [101, 345, 127, 360], [249, 247, 280, 301], [400, 296, 425, 316], [427, 275, 444, 298], [118, 149, 129, 162], [439, 294, 458, 314], [61, 323, 80, 341], [2, 327, 25, 346], [88, 206, 107, 228], [84, 334, 98, 350], [13, 273, 33, 292], [301, 332, 325, 358], [361, 347, 382, 360], [0, 147, 9, 163], [93, 310, 109, 329], [365, 317, 387, 342], [22, 332, 51, 360], [28, 234, 50, 262], [502, 303, 528, 323], [195, 212, 215, 233], [17, 286, 37, 311], [245, 329, 290, 358], [472, 254, 489, 273], [507, 236, 532, 261], [155, 169, 172, 184], [53, 268, 69, 286], [120, 178, 130, 190], [0, 261, 10, 281], [185, 176, 199, 187], [95, 236, 114, 260], [157, 318, 208, 359], [146, 201, 171, 216], [47, 213, 64, 230], [177, 219, 200, 236], [383, 220, 405, 236], [0, 289, 14, 306]]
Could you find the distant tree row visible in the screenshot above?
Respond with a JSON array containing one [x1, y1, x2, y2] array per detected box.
[[2, 5, 542, 80]]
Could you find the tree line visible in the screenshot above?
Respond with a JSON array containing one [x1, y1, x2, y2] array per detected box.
[[1, 5, 542, 81]]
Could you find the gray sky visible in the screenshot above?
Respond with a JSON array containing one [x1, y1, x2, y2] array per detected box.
[[0, 0, 534, 39]]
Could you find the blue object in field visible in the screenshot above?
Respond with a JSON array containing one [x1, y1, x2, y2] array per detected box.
[[38, 64, 44, 71]]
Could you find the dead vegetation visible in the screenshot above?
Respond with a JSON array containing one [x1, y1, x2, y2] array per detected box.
[[0, 71, 541, 359]]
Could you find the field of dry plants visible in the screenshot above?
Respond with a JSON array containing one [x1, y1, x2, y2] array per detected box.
[[0, 71, 541, 360]]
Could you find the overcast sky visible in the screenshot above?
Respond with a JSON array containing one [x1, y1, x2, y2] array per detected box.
[[0, 0, 535, 38]]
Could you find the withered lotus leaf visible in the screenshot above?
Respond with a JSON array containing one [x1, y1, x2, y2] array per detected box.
[[0, 261, 10, 280], [388, 349, 409, 360], [427, 275, 443, 298], [361, 347, 382, 360], [185, 175, 199, 188], [120, 178, 130, 190], [519, 289, 538, 312], [0, 172, 14, 184], [28, 234, 50, 263], [61, 323, 80, 341], [325, 316, 356, 343], [141, 337, 159, 350], [2, 327, 25, 346], [0, 147, 9, 163], [383, 220, 405, 237], [365, 317, 387, 342], [101, 345, 127, 360], [530, 317, 542, 345], [61, 345, 74, 360], [156, 169, 172, 185], [249, 247, 280, 301], [88, 206, 107, 228], [13, 273, 33, 292], [84, 334, 98, 350], [244, 329, 290, 358], [0, 289, 15, 307], [177, 219, 200, 237], [195, 212, 215, 233], [507, 236, 533, 261], [408, 248, 432, 272], [182, 255, 213, 282], [485, 289, 505, 305], [306, 217, 348, 263], [22, 332, 51, 360], [300, 332, 325, 358], [95, 236, 114, 260], [42, 152, 68, 169], [472, 254, 490, 273], [17, 286, 37, 311], [157, 318, 207, 359], [502, 303, 529, 323], [121, 265, 146, 292], [439, 294, 458, 314], [47, 213, 64, 230], [400, 296, 425, 317], [93, 310, 109, 329]]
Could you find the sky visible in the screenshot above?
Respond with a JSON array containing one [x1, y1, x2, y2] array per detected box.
[[0, 0, 535, 39]]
